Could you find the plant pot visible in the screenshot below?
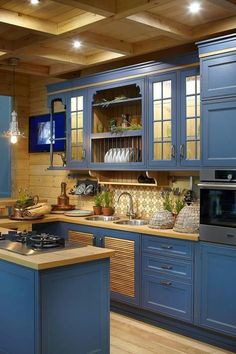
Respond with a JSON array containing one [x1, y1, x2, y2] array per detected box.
[[102, 207, 113, 216], [93, 206, 102, 215]]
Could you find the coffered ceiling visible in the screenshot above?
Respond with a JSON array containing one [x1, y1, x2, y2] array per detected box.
[[0, 0, 235, 78]]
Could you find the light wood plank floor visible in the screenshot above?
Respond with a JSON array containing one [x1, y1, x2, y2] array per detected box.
[[110, 312, 234, 354]]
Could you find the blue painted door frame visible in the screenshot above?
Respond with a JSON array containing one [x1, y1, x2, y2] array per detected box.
[[0, 96, 11, 197]]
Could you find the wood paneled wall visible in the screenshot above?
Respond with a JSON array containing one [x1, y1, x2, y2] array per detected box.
[[0, 70, 30, 197]]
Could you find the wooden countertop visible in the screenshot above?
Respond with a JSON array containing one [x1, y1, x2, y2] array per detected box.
[[0, 214, 199, 241], [0, 226, 114, 270]]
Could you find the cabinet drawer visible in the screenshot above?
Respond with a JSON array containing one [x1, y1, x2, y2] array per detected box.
[[142, 235, 193, 259], [143, 254, 192, 282], [202, 53, 236, 99], [142, 274, 193, 322]]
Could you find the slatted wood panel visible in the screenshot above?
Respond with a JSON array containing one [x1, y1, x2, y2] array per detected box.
[[104, 236, 135, 298], [68, 230, 94, 246]]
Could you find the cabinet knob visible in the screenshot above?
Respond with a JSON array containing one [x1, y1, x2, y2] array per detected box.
[[180, 144, 184, 159]]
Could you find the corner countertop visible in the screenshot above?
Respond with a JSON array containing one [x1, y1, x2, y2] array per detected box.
[[0, 214, 199, 242], [0, 226, 114, 270]]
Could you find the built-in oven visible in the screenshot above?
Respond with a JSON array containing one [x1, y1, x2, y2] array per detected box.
[[199, 170, 236, 245]]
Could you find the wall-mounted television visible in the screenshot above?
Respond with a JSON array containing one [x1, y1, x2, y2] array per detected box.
[[29, 112, 66, 153]]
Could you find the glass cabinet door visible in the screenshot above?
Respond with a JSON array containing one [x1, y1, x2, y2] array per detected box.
[[148, 73, 177, 167], [67, 90, 87, 167], [180, 68, 201, 166]]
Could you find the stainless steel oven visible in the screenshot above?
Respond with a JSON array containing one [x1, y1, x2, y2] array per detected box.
[[199, 170, 236, 245]]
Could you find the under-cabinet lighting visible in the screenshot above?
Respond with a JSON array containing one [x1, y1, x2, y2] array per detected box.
[[188, 2, 201, 13], [73, 40, 82, 49]]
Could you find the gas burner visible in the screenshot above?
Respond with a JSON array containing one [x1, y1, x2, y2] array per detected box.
[[27, 233, 65, 250], [7, 230, 36, 243]]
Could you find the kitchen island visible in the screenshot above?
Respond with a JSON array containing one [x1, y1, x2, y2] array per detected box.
[[0, 227, 114, 354]]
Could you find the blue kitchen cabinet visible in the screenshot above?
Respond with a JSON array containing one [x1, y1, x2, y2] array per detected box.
[[0, 258, 110, 354], [201, 99, 236, 166], [0, 96, 11, 197], [196, 242, 236, 337], [147, 68, 201, 169], [148, 72, 177, 168], [179, 68, 201, 167], [141, 235, 194, 323], [87, 78, 146, 170]]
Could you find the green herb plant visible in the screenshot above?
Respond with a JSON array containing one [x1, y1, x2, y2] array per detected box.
[[175, 196, 185, 214], [103, 191, 111, 208], [94, 192, 102, 207]]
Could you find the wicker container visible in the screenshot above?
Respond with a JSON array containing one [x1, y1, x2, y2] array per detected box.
[[173, 204, 200, 234], [149, 208, 175, 229]]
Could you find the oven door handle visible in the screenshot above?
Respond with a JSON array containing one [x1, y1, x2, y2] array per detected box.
[[198, 183, 236, 189]]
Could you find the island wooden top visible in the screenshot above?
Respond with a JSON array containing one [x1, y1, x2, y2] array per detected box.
[[0, 226, 114, 270], [0, 214, 199, 241]]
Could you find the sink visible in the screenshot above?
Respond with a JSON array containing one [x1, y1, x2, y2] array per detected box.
[[85, 215, 120, 222], [113, 219, 148, 226]]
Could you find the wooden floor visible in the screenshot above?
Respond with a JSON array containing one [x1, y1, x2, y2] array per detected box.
[[110, 312, 234, 354]]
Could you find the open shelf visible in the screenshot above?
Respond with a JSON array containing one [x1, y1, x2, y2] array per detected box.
[[91, 130, 142, 140], [89, 171, 169, 187]]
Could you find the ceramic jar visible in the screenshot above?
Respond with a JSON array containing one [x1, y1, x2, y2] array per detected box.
[[173, 204, 200, 234], [149, 208, 175, 229]]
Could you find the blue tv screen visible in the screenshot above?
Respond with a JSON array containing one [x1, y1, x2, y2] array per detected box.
[[29, 112, 66, 153]]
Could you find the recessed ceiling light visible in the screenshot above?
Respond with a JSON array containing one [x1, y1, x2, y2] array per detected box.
[[30, 0, 40, 4], [188, 2, 201, 13], [73, 40, 82, 49]]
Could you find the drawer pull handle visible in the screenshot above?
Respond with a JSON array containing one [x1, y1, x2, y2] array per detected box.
[[227, 234, 235, 238], [161, 265, 173, 270], [160, 280, 172, 286], [161, 245, 173, 250]]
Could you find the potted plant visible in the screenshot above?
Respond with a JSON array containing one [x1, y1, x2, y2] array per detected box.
[[93, 192, 102, 215], [102, 191, 114, 216]]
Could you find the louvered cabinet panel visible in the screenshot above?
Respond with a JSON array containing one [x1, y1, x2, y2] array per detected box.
[[68, 230, 94, 246], [104, 236, 135, 298]]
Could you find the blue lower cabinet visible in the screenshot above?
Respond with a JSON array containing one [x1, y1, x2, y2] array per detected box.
[[41, 260, 110, 354], [0, 258, 110, 354], [142, 274, 193, 322], [196, 242, 236, 337], [0, 261, 35, 354]]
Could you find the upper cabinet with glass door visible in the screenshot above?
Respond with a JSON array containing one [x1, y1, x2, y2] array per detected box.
[[148, 73, 177, 168], [67, 90, 88, 168], [88, 80, 145, 169], [180, 68, 201, 167]]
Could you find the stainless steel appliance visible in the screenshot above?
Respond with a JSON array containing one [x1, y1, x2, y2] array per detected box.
[[199, 170, 236, 245], [0, 231, 83, 256]]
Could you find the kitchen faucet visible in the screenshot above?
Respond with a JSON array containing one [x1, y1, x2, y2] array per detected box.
[[117, 192, 136, 219]]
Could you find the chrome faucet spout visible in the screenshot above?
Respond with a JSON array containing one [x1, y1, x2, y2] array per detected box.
[[117, 192, 136, 220]]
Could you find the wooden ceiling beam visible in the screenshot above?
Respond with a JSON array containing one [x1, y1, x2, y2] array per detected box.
[[20, 47, 87, 66], [52, 0, 116, 17], [193, 14, 236, 39], [57, 13, 105, 35], [133, 36, 187, 55], [0, 61, 49, 76], [127, 12, 192, 40], [115, 0, 167, 19], [49, 63, 83, 76], [12, 34, 51, 51], [86, 51, 125, 66], [78, 32, 133, 55], [206, 0, 236, 12], [0, 9, 58, 35]]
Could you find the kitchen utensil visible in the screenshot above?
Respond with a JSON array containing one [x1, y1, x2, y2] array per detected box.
[[74, 183, 86, 195]]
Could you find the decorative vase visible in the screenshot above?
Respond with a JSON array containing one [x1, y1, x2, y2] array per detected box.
[[102, 207, 114, 216], [93, 206, 102, 215]]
